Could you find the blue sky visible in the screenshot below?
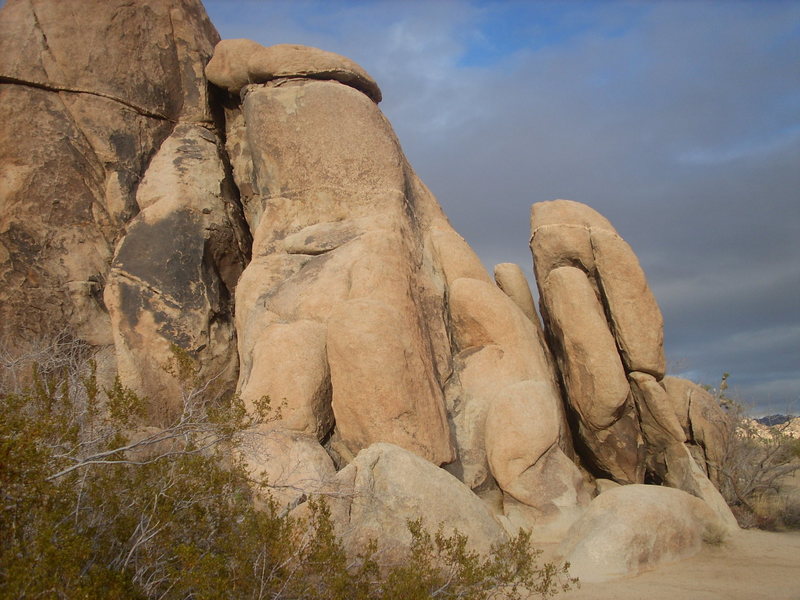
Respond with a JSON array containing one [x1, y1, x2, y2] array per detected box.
[[205, 0, 800, 415]]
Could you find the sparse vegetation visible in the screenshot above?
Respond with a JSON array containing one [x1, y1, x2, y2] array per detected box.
[[0, 339, 576, 599], [709, 374, 800, 530]]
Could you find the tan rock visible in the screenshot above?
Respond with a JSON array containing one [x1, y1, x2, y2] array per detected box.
[[591, 228, 665, 376], [661, 443, 739, 530], [529, 199, 614, 279], [689, 386, 731, 485], [0, 0, 218, 121], [0, 0, 221, 347], [531, 200, 673, 485], [446, 277, 565, 472], [221, 105, 260, 231], [493, 261, 561, 396], [630, 374, 738, 528], [444, 277, 583, 513], [493, 262, 538, 322], [575, 397, 646, 484], [247, 43, 382, 103], [485, 381, 590, 524], [238, 320, 333, 441], [283, 220, 359, 255], [559, 485, 729, 582], [205, 38, 263, 94], [540, 266, 629, 430], [237, 427, 337, 514], [206, 40, 382, 103], [241, 81, 404, 209], [629, 371, 687, 446], [531, 198, 616, 231], [105, 124, 246, 424], [449, 278, 551, 379], [499, 485, 588, 544], [233, 255, 308, 344], [232, 78, 456, 465], [327, 298, 453, 464], [594, 478, 621, 494], [485, 381, 559, 501], [664, 376, 730, 486], [663, 376, 693, 435], [530, 199, 664, 377], [443, 342, 565, 490], [444, 345, 513, 488], [429, 227, 492, 287], [329, 443, 507, 560], [531, 223, 595, 281]]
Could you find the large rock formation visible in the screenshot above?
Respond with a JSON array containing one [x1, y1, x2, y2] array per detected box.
[[0, 0, 249, 422], [530, 200, 735, 524], [0, 0, 739, 581], [0, 0, 230, 343]]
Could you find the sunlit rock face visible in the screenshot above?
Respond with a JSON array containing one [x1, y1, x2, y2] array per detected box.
[[0, 0, 737, 573]]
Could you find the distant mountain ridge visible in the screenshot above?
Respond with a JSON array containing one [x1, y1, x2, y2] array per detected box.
[[756, 414, 797, 426]]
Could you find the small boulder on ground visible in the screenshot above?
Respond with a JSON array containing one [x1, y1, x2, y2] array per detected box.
[[558, 484, 731, 582], [322, 443, 508, 561]]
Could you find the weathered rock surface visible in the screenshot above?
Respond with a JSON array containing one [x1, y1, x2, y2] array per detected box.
[[445, 276, 586, 527], [531, 200, 665, 379], [541, 266, 630, 431], [238, 319, 332, 439], [629, 371, 737, 529], [224, 64, 453, 464], [0, 0, 223, 347], [325, 443, 507, 559], [105, 124, 246, 423], [540, 265, 644, 482], [237, 427, 337, 513], [664, 376, 730, 486], [493, 262, 538, 323], [529, 198, 736, 539], [559, 485, 729, 582], [206, 39, 382, 102], [591, 228, 665, 376], [203, 38, 263, 94]]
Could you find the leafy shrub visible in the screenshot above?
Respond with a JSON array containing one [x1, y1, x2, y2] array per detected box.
[[0, 342, 575, 599]]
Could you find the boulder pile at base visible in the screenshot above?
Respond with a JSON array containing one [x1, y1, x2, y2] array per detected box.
[[0, 0, 739, 581]]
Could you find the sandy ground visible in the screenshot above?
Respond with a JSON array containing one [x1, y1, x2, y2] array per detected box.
[[553, 528, 800, 600]]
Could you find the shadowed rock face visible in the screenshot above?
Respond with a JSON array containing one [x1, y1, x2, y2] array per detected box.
[[105, 123, 247, 423], [0, 0, 224, 347], [0, 0, 249, 420], [0, 2, 738, 574]]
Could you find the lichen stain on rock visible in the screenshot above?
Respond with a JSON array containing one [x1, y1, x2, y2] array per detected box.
[[113, 209, 206, 311]]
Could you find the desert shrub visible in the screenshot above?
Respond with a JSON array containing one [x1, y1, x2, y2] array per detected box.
[[377, 520, 576, 600], [709, 375, 800, 529], [0, 343, 575, 599]]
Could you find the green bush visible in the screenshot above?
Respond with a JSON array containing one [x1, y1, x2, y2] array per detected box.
[[0, 345, 576, 599]]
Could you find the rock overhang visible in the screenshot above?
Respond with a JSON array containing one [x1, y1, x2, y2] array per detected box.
[[205, 39, 382, 103]]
